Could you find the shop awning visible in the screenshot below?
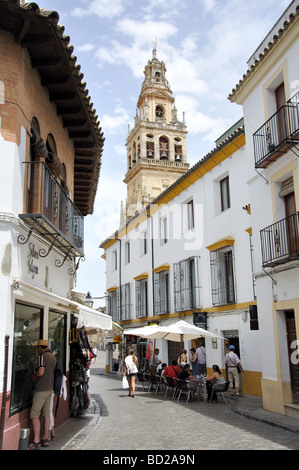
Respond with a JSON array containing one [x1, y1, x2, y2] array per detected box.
[[12, 280, 112, 331], [74, 302, 112, 330]]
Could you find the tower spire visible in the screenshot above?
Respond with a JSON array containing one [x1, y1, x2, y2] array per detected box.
[[152, 39, 157, 59], [124, 51, 189, 221]]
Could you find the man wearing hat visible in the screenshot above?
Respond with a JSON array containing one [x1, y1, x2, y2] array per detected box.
[[29, 339, 56, 449], [224, 345, 243, 396]]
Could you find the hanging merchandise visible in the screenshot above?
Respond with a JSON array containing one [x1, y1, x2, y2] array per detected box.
[[69, 316, 91, 416]]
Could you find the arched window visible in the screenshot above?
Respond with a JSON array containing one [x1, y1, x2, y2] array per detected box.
[[146, 142, 154, 158], [175, 145, 182, 162], [30, 117, 47, 160], [159, 136, 169, 160], [132, 142, 136, 163], [46, 134, 63, 178], [155, 105, 164, 120]]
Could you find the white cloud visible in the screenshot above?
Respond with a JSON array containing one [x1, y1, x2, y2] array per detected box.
[[100, 101, 131, 133], [117, 18, 178, 44], [95, 19, 178, 77], [72, 0, 125, 19], [175, 94, 226, 140], [199, 0, 217, 12], [77, 43, 95, 53]]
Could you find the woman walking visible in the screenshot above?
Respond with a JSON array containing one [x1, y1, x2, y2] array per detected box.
[[124, 349, 138, 397]]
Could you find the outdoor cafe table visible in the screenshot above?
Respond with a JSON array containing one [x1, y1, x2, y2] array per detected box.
[[189, 377, 207, 402]]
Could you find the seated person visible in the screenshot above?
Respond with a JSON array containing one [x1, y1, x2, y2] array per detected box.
[[206, 365, 225, 402], [157, 363, 167, 376], [162, 360, 180, 385], [178, 363, 193, 380], [178, 364, 197, 399]]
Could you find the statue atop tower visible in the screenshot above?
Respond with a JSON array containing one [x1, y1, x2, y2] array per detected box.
[[123, 47, 189, 222]]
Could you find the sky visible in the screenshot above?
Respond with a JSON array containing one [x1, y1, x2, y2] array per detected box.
[[38, 0, 291, 307]]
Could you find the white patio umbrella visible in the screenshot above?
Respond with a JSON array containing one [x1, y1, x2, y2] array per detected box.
[[123, 320, 224, 370], [123, 324, 164, 371], [123, 324, 163, 338], [155, 320, 225, 342]]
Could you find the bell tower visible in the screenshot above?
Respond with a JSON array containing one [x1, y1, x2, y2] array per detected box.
[[123, 46, 189, 221]]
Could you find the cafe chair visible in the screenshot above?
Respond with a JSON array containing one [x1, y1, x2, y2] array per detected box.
[[149, 374, 161, 394], [164, 376, 178, 399], [155, 374, 165, 395], [210, 381, 231, 404], [137, 372, 150, 391], [176, 379, 192, 404]]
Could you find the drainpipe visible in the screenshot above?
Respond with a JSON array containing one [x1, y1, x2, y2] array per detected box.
[[146, 208, 155, 317], [118, 238, 122, 321], [0, 335, 10, 450]]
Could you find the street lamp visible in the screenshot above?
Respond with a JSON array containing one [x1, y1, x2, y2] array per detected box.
[[85, 291, 94, 308], [85, 292, 111, 314]]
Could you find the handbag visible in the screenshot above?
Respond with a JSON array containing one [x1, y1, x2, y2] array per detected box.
[[122, 375, 129, 389], [237, 364, 241, 374]]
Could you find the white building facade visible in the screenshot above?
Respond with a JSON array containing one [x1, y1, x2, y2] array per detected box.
[[229, 1, 299, 417], [0, 1, 111, 450], [101, 122, 262, 397]]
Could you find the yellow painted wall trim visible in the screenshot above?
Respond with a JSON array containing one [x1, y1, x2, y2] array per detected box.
[[107, 286, 117, 292], [120, 301, 257, 326], [134, 272, 148, 281], [206, 236, 235, 252], [153, 263, 170, 273]]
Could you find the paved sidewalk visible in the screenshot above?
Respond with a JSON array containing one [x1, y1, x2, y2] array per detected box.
[[42, 366, 299, 451]]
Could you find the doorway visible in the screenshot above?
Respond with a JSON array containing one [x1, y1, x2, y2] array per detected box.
[[223, 330, 242, 392], [284, 191, 299, 256], [285, 311, 299, 404]]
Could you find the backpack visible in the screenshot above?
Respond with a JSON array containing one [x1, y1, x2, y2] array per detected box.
[[53, 362, 63, 416]]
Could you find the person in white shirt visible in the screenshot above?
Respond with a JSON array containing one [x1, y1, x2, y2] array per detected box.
[[224, 345, 243, 396], [124, 349, 138, 398], [196, 343, 206, 375]]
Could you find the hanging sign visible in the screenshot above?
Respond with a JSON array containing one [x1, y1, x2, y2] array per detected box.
[[193, 311, 207, 329]]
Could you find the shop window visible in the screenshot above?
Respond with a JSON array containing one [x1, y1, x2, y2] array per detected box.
[[10, 302, 43, 415], [48, 310, 67, 372]]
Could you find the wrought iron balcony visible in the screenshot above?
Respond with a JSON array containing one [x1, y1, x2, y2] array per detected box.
[[260, 213, 299, 267], [253, 98, 299, 168], [18, 161, 84, 259]]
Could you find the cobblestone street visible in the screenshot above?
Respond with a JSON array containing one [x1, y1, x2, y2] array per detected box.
[[67, 366, 299, 451]]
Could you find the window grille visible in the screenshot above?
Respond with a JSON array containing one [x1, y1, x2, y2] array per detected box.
[[117, 283, 132, 321], [108, 290, 118, 322], [210, 247, 236, 305], [154, 271, 170, 314], [135, 279, 148, 318], [173, 257, 201, 311]]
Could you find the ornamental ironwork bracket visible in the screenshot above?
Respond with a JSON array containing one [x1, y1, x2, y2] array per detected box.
[[17, 220, 37, 245], [38, 233, 60, 257], [17, 217, 84, 275], [262, 267, 277, 285]]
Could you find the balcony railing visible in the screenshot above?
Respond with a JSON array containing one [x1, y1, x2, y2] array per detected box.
[[253, 99, 299, 168], [260, 213, 299, 267], [19, 161, 84, 257]]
